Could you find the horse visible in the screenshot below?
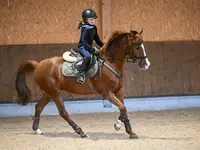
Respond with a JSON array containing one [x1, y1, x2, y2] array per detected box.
[[15, 29, 150, 139]]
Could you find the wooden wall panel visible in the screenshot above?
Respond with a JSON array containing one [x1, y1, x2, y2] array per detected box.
[[1, 0, 200, 44], [110, 0, 200, 41], [0, 0, 200, 103], [124, 41, 200, 97], [0, 41, 200, 103], [0, 0, 101, 44], [102, 0, 112, 42], [0, 44, 103, 103]]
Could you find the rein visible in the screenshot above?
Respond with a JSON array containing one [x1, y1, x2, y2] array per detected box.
[[102, 33, 147, 63], [97, 32, 147, 79], [98, 58, 122, 79]]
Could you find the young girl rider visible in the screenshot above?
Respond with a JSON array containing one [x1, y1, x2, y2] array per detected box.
[[77, 8, 104, 73]]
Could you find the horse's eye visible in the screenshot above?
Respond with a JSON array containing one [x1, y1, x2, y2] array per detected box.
[[136, 46, 140, 49]]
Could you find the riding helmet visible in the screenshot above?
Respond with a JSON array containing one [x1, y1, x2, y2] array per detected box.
[[82, 9, 98, 21]]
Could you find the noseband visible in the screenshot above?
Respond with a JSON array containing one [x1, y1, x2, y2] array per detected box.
[[126, 44, 147, 63], [103, 34, 148, 63], [98, 32, 148, 79]]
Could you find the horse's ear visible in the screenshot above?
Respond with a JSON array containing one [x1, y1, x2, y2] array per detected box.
[[139, 28, 143, 34], [130, 30, 137, 37]]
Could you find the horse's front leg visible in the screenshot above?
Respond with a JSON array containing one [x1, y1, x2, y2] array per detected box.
[[106, 91, 138, 139]]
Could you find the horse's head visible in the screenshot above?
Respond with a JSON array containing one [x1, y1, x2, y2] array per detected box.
[[126, 29, 150, 70]]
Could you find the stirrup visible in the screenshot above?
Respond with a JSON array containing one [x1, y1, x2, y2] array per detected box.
[[77, 73, 86, 84]]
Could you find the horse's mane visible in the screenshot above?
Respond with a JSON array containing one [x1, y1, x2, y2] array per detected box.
[[102, 31, 128, 53]]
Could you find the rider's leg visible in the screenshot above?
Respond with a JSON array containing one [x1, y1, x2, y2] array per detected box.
[[79, 47, 91, 72]]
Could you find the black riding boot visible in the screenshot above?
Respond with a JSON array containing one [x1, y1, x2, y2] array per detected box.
[[78, 58, 90, 73], [77, 58, 90, 84]]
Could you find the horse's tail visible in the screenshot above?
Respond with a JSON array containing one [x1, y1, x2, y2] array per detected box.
[[15, 60, 38, 106]]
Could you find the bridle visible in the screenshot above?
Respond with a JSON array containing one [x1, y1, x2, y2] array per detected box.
[[126, 40, 148, 64], [101, 33, 148, 64], [96, 32, 149, 79]]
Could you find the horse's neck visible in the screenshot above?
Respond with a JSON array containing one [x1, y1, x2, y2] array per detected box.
[[104, 37, 128, 73], [111, 51, 126, 73]]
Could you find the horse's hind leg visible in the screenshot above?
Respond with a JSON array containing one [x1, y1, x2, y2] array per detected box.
[[32, 94, 51, 134], [53, 94, 88, 138]]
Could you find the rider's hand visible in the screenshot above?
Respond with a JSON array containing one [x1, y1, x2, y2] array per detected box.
[[93, 47, 100, 56]]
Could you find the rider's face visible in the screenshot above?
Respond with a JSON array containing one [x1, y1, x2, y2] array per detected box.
[[87, 18, 96, 25]]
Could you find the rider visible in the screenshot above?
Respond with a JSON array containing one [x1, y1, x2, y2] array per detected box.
[[77, 8, 104, 73]]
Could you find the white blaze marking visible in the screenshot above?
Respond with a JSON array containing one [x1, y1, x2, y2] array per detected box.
[[141, 43, 150, 69]]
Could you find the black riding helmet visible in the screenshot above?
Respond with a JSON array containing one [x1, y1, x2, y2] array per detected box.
[[82, 9, 98, 22]]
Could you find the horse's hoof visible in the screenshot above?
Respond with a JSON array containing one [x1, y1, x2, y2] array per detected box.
[[114, 120, 122, 131], [130, 133, 139, 139], [33, 128, 44, 135], [114, 124, 121, 131], [81, 133, 89, 138]]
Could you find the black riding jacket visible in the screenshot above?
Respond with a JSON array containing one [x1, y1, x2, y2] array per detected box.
[[78, 23, 104, 53]]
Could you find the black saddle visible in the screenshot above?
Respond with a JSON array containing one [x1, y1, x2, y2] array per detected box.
[[70, 47, 96, 72], [69, 47, 82, 58], [68, 47, 97, 84]]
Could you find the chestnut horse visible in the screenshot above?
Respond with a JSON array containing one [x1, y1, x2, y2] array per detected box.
[[15, 29, 150, 139]]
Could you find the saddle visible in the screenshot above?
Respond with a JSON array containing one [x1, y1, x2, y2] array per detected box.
[[62, 48, 99, 84]]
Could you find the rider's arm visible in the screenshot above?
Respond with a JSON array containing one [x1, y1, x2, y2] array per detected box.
[[81, 28, 95, 53], [94, 26, 104, 48]]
